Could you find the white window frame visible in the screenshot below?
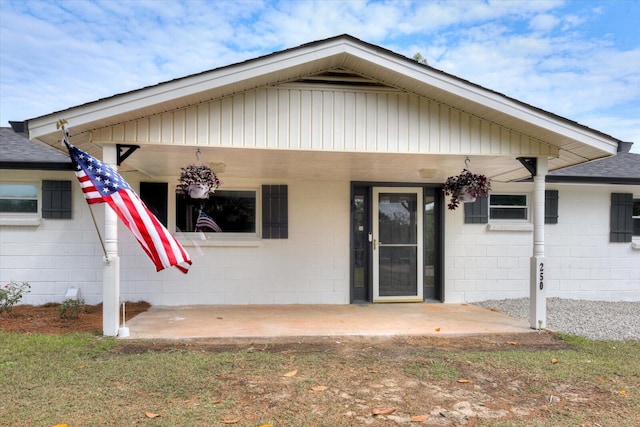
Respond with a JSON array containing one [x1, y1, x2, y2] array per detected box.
[[489, 193, 530, 222], [0, 182, 42, 226], [175, 187, 262, 246]]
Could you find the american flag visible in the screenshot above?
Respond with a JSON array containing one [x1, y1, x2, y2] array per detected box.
[[63, 137, 192, 273], [196, 210, 222, 232]]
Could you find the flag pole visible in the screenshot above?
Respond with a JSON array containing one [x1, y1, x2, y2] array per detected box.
[[57, 119, 110, 264], [88, 205, 110, 264]]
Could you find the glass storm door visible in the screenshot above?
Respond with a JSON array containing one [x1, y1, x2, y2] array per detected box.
[[372, 187, 423, 302]]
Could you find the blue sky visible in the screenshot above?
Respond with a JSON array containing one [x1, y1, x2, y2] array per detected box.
[[1, 0, 639, 152]]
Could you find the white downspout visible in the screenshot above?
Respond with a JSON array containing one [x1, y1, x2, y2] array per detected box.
[[102, 145, 120, 337], [530, 156, 548, 329]]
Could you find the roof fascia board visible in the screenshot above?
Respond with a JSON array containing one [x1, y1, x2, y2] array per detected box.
[[525, 176, 640, 185], [0, 161, 73, 171]]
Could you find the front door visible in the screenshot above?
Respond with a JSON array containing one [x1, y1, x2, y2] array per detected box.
[[372, 187, 424, 302]]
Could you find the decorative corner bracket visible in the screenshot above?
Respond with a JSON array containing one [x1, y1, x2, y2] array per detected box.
[[116, 144, 140, 166], [517, 157, 537, 177]]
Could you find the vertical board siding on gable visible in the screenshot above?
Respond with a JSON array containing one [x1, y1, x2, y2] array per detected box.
[[95, 87, 555, 157]]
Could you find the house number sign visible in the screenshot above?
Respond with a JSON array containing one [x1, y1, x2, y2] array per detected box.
[[539, 263, 544, 290]]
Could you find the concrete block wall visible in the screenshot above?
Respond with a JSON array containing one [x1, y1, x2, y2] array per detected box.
[[445, 182, 640, 303], [117, 178, 351, 305], [545, 184, 640, 301], [0, 170, 105, 304], [1, 171, 351, 306]]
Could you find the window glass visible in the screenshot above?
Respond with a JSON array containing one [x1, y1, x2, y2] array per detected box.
[[489, 194, 528, 220], [176, 190, 256, 234], [0, 184, 38, 213]]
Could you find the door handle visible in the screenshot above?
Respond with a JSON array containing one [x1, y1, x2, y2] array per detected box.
[[373, 239, 380, 250]]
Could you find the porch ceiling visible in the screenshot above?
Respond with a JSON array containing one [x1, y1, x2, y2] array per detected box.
[[119, 144, 523, 184]]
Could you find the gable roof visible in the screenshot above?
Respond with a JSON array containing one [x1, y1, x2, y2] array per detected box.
[[24, 34, 621, 181], [547, 142, 640, 184], [0, 126, 72, 170]]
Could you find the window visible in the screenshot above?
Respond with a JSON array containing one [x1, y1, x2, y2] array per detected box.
[[465, 191, 558, 225], [489, 194, 528, 220], [0, 183, 38, 214], [176, 189, 257, 235]]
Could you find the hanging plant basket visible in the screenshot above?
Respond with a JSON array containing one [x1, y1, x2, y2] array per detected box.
[[187, 183, 211, 199], [177, 164, 222, 199], [443, 169, 491, 210]]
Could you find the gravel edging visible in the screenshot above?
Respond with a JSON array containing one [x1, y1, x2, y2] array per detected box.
[[474, 298, 640, 341]]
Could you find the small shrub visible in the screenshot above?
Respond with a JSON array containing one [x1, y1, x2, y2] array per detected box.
[[0, 281, 30, 313], [59, 298, 86, 320]]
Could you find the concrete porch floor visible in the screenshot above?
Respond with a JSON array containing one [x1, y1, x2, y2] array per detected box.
[[122, 303, 532, 339]]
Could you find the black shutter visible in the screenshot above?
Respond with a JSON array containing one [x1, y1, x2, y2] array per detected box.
[[262, 185, 288, 239], [140, 182, 168, 227], [42, 180, 72, 219], [464, 196, 488, 224], [610, 193, 633, 242], [545, 190, 559, 224]]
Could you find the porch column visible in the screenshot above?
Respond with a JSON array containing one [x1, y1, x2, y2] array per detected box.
[[529, 156, 548, 329], [102, 145, 120, 337]]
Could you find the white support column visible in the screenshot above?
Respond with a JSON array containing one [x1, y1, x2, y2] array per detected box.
[[530, 156, 548, 329], [102, 145, 120, 337]]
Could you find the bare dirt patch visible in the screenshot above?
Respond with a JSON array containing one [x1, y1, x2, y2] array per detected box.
[[0, 301, 150, 334]]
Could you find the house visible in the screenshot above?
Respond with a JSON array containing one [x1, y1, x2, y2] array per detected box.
[[1, 35, 638, 336]]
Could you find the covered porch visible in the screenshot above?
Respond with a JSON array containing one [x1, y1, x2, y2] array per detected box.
[[122, 302, 531, 340]]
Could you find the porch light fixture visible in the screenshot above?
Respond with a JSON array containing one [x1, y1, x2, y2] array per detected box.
[[419, 168, 437, 178], [443, 157, 491, 210]]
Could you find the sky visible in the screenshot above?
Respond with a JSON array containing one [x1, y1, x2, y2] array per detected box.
[[1, 0, 639, 152]]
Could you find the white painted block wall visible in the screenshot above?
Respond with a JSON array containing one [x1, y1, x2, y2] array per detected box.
[[444, 182, 640, 303], [1, 171, 352, 306], [2, 171, 638, 306]]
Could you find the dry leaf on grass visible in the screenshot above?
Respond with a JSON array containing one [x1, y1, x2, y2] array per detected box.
[[551, 358, 558, 364], [372, 407, 396, 415], [411, 415, 429, 422], [506, 341, 518, 345], [145, 412, 160, 419], [311, 385, 328, 391], [456, 379, 471, 383], [222, 418, 240, 424], [283, 369, 298, 377], [619, 390, 628, 397]]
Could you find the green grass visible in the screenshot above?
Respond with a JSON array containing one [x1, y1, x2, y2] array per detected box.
[[1, 331, 638, 426]]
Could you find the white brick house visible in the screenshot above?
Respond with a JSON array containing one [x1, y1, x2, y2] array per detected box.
[[1, 35, 638, 335]]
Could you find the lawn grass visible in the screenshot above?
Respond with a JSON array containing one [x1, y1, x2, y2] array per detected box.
[[1, 331, 638, 426]]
